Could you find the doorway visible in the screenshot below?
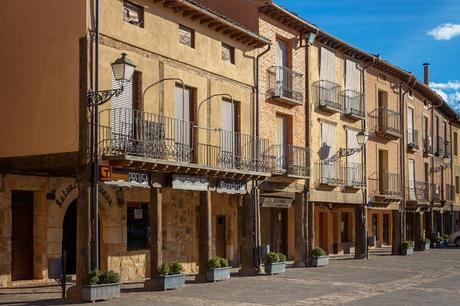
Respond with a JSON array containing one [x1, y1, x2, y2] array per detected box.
[[63, 200, 77, 275], [11, 191, 34, 281], [215, 215, 226, 258], [383, 214, 390, 245], [319, 212, 328, 253], [272, 209, 287, 255]]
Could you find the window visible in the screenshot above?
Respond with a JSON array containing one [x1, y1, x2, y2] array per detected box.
[[456, 176, 460, 194], [345, 59, 360, 91], [455, 132, 458, 156], [320, 47, 335, 82], [179, 25, 195, 48], [222, 43, 235, 64], [127, 203, 149, 251], [123, 1, 144, 27], [112, 71, 135, 138]]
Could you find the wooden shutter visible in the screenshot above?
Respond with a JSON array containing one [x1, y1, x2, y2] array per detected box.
[[320, 47, 335, 82], [320, 122, 335, 160], [345, 59, 360, 91], [175, 85, 191, 145], [346, 129, 359, 164], [221, 99, 235, 154], [112, 73, 133, 137]]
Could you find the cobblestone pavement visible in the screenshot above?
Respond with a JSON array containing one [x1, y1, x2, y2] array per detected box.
[[2, 248, 460, 306]]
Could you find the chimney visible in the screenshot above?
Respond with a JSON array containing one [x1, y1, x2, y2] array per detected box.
[[423, 63, 430, 85]]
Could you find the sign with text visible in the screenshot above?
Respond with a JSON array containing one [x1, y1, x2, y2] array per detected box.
[[172, 174, 209, 191], [104, 169, 150, 187], [260, 197, 293, 209], [99, 166, 111, 181], [216, 180, 247, 195]]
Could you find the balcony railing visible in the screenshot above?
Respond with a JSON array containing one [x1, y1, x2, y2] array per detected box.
[[267, 66, 304, 104], [343, 162, 365, 188], [377, 171, 401, 197], [406, 181, 429, 203], [269, 144, 310, 178], [98, 108, 270, 173], [376, 108, 401, 138], [407, 129, 419, 151], [341, 89, 365, 119], [315, 160, 343, 186], [431, 183, 441, 202], [312, 80, 342, 112], [423, 137, 433, 156], [445, 184, 455, 202]]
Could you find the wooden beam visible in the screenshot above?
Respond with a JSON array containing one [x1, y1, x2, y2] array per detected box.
[[199, 17, 213, 24]]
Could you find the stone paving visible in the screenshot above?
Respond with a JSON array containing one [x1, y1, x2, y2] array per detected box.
[[1, 248, 460, 305]]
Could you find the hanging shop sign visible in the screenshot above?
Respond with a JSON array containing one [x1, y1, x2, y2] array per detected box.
[[216, 180, 247, 195], [103, 168, 150, 188], [172, 174, 209, 191], [260, 197, 293, 209]]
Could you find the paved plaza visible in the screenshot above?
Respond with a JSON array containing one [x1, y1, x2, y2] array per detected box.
[[1, 248, 460, 306]]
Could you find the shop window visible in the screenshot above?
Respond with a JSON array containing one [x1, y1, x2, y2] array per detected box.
[[127, 203, 150, 251], [222, 43, 235, 64], [179, 25, 195, 48], [123, 1, 144, 28]]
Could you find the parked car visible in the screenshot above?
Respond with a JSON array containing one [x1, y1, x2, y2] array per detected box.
[[448, 231, 460, 246]]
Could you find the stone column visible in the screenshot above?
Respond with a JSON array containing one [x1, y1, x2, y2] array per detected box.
[[414, 212, 423, 249], [239, 193, 258, 275], [144, 187, 163, 290], [306, 201, 315, 266], [197, 190, 211, 282], [391, 210, 401, 255], [440, 211, 445, 235], [355, 204, 367, 259], [294, 192, 306, 267]]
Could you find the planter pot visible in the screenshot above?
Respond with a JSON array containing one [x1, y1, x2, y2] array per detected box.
[[207, 267, 231, 282], [82, 283, 121, 302], [400, 247, 414, 255], [418, 243, 430, 251], [311, 256, 329, 267], [157, 274, 185, 290], [265, 262, 286, 275]]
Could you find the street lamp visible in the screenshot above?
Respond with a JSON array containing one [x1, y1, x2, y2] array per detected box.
[[356, 130, 369, 147], [326, 130, 369, 163], [87, 53, 135, 270]]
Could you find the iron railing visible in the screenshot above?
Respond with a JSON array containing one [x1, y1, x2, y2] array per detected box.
[[406, 181, 429, 202], [445, 184, 455, 202], [377, 171, 401, 197], [341, 89, 365, 119], [423, 137, 433, 156], [269, 144, 310, 177], [407, 129, 419, 150], [267, 66, 304, 104], [376, 107, 401, 136], [315, 160, 343, 186], [431, 183, 441, 202], [312, 80, 342, 112], [343, 162, 365, 188], [98, 108, 270, 173]]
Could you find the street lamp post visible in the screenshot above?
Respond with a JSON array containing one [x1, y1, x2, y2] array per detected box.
[[87, 52, 136, 270]]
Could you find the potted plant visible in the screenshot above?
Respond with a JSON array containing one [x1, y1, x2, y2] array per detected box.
[[400, 241, 415, 255], [311, 247, 329, 267], [82, 270, 121, 302], [442, 234, 450, 247], [155, 262, 186, 290], [419, 238, 430, 251], [264, 252, 286, 275], [207, 257, 231, 282]]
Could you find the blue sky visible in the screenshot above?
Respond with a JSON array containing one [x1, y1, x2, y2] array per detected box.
[[276, 0, 460, 109]]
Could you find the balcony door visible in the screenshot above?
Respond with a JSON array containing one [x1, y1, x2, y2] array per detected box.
[[407, 107, 414, 144], [276, 39, 288, 96], [346, 129, 360, 186], [275, 115, 289, 171], [378, 150, 388, 195], [321, 122, 337, 183], [408, 159, 416, 200], [345, 59, 360, 112], [111, 73, 134, 142], [175, 85, 193, 162], [221, 99, 236, 167]]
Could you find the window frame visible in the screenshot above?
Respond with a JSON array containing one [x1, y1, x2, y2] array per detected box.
[[179, 24, 195, 48], [221, 43, 235, 64], [126, 202, 150, 251], [123, 0, 144, 28]]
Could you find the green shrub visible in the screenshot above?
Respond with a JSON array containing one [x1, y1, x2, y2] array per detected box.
[[85, 270, 100, 285], [420, 238, 430, 244], [312, 247, 326, 258], [158, 263, 170, 276], [219, 257, 229, 268], [208, 257, 221, 269], [170, 262, 184, 275], [401, 241, 414, 249], [277, 253, 287, 262], [98, 270, 120, 284], [266, 252, 279, 263], [442, 234, 449, 240]]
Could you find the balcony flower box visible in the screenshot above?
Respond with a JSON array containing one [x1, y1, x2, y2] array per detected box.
[[264, 252, 286, 275], [400, 241, 415, 255], [83, 270, 121, 302], [311, 248, 329, 267], [206, 257, 231, 282]]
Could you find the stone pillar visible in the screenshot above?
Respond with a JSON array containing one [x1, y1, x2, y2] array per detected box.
[[294, 192, 306, 267], [306, 201, 315, 266], [391, 210, 401, 255], [440, 211, 445, 235], [239, 193, 258, 275], [427, 208, 434, 237], [144, 187, 163, 290], [355, 204, 367, 259], [197, 190, 212, 282], [414, 212, 423, 249]]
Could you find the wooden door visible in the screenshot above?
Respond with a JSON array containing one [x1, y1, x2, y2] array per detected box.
[[272, 209, 287, 255], [319, 212, 328, 253], [215, 215, 226, 258], [11, 191, 34, 281]]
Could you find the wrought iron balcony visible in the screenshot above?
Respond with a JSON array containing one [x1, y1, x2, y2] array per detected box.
[[445, 184, 455, 202], [267, 66, 304, 105], [407, 129, 419, 151], [423, 137, 433, 156], [98, 108, 270, 174], [341, 89, 365, 120], [406, 181, 429, 203], [343, 162, 365, 188], [431, 183, 441, 203], [369, 107, 401, 140], [377, 171, 401, 198], [268, 144, 310, 178], [312, 80, 342, 113], [315, 160, 343, 186]]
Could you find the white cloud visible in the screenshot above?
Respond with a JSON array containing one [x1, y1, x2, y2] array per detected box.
[[427, 23, 460, 40], [430, 81, 460, 112], [432, 88, 449, 101], [430, 81, 460, 91]]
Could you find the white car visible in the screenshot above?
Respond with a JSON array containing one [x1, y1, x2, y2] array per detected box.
[[448, 231, 460, 246]]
